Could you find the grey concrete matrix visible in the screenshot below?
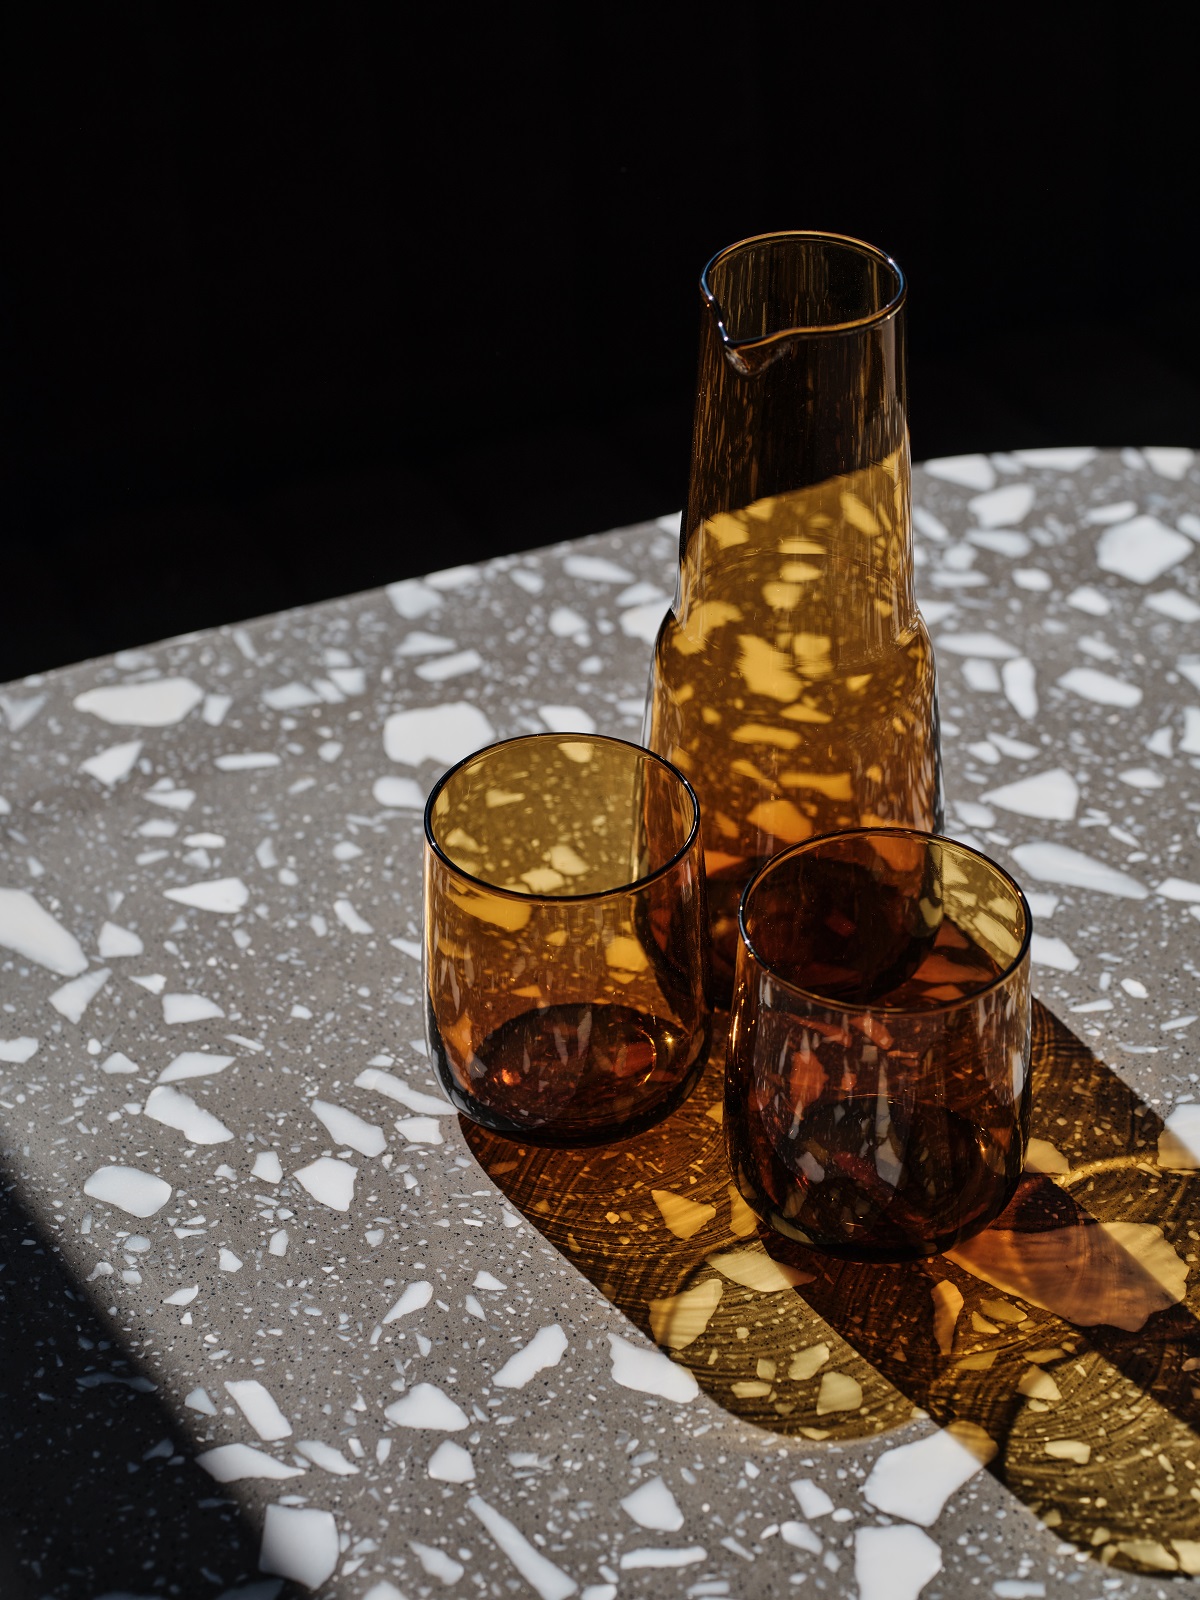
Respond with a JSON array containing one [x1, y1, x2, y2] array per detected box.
[[2, 446, 1200, 1597]]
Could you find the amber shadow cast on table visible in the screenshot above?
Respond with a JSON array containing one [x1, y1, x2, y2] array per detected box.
[[463, 1001, 1200, 1579]]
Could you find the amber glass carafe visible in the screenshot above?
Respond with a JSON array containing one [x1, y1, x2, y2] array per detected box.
[[645, 232, 943, 994]]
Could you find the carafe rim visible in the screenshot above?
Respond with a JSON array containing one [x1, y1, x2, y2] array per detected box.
[[702, 230, 907, 351]]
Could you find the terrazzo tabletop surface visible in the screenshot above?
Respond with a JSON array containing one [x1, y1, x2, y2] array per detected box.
[[5, 445, 1200, 1600]]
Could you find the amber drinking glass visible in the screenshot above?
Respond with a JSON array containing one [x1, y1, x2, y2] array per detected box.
[[726, 829, 1031, 1261], [424, 733, 712, 1145], [645, 232, 943, 996]]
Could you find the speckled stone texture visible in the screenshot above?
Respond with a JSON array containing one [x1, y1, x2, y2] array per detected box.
[[2, 445, 1200, 1599]]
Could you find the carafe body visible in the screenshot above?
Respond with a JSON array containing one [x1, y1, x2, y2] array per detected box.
[[644, 233, 943, 992]]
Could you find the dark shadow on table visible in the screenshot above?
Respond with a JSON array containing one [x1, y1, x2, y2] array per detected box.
[[464, 1001, 1200, 1579], [0, 1177, 302, 1600]]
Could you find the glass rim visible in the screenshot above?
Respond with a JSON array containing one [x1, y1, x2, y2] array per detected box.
[[701, 230, 907, 348], [422, 730, 702, 904], [736, 826, 1033, 1015]]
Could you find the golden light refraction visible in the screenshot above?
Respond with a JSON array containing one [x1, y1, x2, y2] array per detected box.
[[468, 1004, 1200, 1578]]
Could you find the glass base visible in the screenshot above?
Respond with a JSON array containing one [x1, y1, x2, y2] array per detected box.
[[428, 998, 710, 1148]]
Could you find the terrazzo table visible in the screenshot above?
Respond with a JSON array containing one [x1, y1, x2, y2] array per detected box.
[[4, 445, 1200, 1600]]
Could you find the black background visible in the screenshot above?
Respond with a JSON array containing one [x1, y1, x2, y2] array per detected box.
[[2, 6, 1197, 684]]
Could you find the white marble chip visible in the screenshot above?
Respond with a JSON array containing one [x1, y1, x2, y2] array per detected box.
[[383, 701, 496, 767], [383, 1281, 433, 1322], [394, 1115, 445, 1144], [1066, 585, 1112, 616], [1031, 935, 1079, 973], [144, 784, 196, 810], [83, 1165, 172, 1217], [468, 1495, 577, 1600], [311, 1099, 386, 1156], [1096, 516, 1191, 584], [538, 705, 597, 735], [163, 877, 250, 914], [0, 691, 46, 732], [968, 529, 1031, 557], [202, 692, 232, 725], [492, 1325, 568, 1389], [97, 920, 144, 957], [144, 1084, 233, 1145], [387, 577, 443, 618], [159, 1051, 234, 1083], [410, 1541, 464, 1583], [855, 1524, 943, 1600], [385, 1383, 470, 1431], [968, 483, 1034, 527], [225, 1378, 292, 1440], [1119, 767, 1164, 789], [0, 889, 88, 975], [791, 1478, 834, 1518], [563, 553, 633, 582], [780, 1521, 822, 1553], [333, 898, 373, 934], [428, 1440, 475, 1482], [295, 1439, 359, 1475], [549, 605, 588, 638], [416, 648, 483, 682], [214, 752, 281, 771], [294, 1156, 357, 1211], [1146, 590, 1200, 620], [1157, 877, 1200, 902], [259, 1504, 339, 1589], [49, 967, 111, 1022], [863, 1422, 997, 1525], [74, 678, 203, 727], [263, 681, 321, 709], [0, 1037, 39, 1063], [162, 993, 225, 1024], [1013, 446, 1096, 470], [607, 1332, 698, 1402], [1057, 667, 1142, 707], [620, 1476, 684, 1532], [372, 775, 425, 808], [935, 632, 1020, 659], [1085, 499, 1137, 525], [354, 1067, 451, 1114], [426, 563, 480, 590], [620, 601, 670, 643], [984, 768, 1078, 821], [197, 1443, 304, 1482], [80, 739, 143, 786], [252, 1150, 284, 1182], [619, 1546, 706, 1570], [1144, 445, 1195, 480], [1011, 842, 1148, 899], [397, 631, 457, 656], [923, 454, 995, 490]]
